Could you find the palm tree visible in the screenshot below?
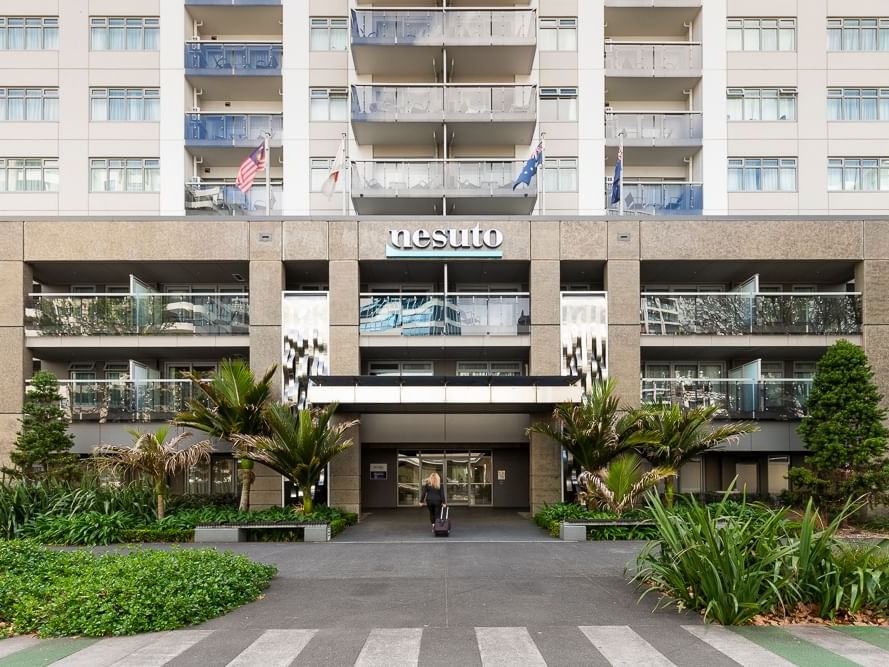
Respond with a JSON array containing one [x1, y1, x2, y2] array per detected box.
[[234, 402, 357, 514], [637, 403, 758, 507], [527, 378, 658, 477], [174, 359, 276, 512], [93, 426, 212, 520], [581, 452, 673, 516]]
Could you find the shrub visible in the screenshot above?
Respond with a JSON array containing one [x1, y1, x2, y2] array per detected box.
[[20, 511, 136, 546], [166, 492, 239, 511], [533, 502, 652, 539], [0, 540, 276, 637], [119, 528, 194, 543]]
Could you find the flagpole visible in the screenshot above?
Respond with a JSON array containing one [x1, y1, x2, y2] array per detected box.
[[341, 132, 348, 216], [263, 132, 271, 215], [539, 131, 546, 215], [618, 131, 624, 217]]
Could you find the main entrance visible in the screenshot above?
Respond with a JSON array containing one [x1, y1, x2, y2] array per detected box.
[[397, 450, 493, 507]]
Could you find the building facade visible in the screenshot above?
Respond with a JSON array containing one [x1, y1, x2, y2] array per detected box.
[[1, 0, 889, 512]]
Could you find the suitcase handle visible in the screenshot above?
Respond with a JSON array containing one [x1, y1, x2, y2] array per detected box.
[[440, 506, 448, 520]]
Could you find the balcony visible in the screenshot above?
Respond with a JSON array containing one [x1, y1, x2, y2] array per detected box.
[[350, 160, 536, 215], [55, 379, 203, 423], [605, 181, 703, 215], [604, 42, 702, 77], [359, 293, 530, 338], [185, 181, 281, 215], [351, 85, 536, 145], [25, 293, 249, 336], [350, 9, 536, 76], [607, 1, 701, 5], [641, 293, 862, 336], [605, 112, 702, 147], [185, 114, 282, 148], [185, 42, 282, 101], [186, 1, 280, 5], [641, 377, 811, 421]]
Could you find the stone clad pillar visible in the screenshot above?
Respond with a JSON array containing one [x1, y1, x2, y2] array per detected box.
[[605, 220, 642, 407], [329, 416, 361, 514], [857, 226, 889, 408], [0, 222, 29, 468]]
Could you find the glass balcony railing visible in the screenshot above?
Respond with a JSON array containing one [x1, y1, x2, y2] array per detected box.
[[445, 160, 532, 197], [605, 181, 703, 215], [52, 379, 207, 423], [604, 42, 702, 74], [350, 85, 536, 121], [185, 114, 282, 147], [641, 293, 862, 336], [185, 181, 282, 215], [25, 293, 250, 336], [351, 161, 444, 198], [641, 378, 813, 421], [350, 9, 535, 46], [605, 112, 702, 143], [359, 293, 531, 336], [185, 43, 282, 74]]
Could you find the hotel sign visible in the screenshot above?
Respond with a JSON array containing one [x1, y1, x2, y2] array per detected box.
[[386, 224, 503, 258]]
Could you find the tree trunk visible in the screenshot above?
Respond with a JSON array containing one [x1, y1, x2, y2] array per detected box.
[[155, 480, 166, 520], [238, 459, 255, 513], [664, 476, 675, 508], [302, 488, 313, 514]]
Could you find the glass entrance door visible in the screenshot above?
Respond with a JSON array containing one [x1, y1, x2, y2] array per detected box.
[[397, 450, 493, 506]]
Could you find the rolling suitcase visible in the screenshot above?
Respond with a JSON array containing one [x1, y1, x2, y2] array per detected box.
[[433, 506, 451, 537]]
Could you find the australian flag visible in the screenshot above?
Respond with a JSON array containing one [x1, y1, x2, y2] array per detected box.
[[610, 143, 623, 205], [513, 141, 544, 190]]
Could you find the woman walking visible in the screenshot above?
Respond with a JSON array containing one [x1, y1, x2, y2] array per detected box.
[[419, 472, 447, 532]]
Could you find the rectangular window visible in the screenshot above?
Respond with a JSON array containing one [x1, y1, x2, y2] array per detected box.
[[0, 17, 58, 50], [727, 88, 797, 121], [89, 158, 160, 192], [828, 157, 889, 191], [310, 17, 347, 51], [828, 18, 889, 51], [543, 157, 578, 192], [0, 158, 58, 192], [309, 88, 348, 121], [310, 158, 340, 192], [90, 88, 160, 121], [456, 361, 522, 377], [728, 157, 797, 192], [827, 88, 889, 121], [539, 18, 577, 52], [0, 88, 58, 121], [540, 87, 577, 122], [727, 18, 796, 51], [90, 17, 160, 51]]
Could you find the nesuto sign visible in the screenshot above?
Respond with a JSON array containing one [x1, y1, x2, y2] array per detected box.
[[386, 224, 504, 258]]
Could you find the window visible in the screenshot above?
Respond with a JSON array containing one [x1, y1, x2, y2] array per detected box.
[[309, 88, 348, 121], [728, 158, 797, 192], [828, 18, 889, 51], [368, 361, 434, 376], [828, 158, 889, 191], [539, 18, 577, 51], [543, 157, 578, 192], [310, 17, 347, 51], [186, 457, 237, 495], [727, 88, 796, 121], [827, 88, 889, 121], [90, 158, 160, 192], [90, 17, 159, 50], [0, 17, 58, 50], [456, 361, 522, 377], [540, 87, 577, 121], [727, 18, 796, 51], [0, 88, 58, 121], [0, 158, 58, 192], [90, 88, 160, 121], [310, 158, 340, 192]]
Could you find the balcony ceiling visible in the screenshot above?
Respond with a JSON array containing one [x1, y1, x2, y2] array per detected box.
[[186, 6, 282, 37], [605, 76, 699, 102], [30, 260, 250, 286], [359, 258, 530, 286], [187, 75, 282, 103], [604, 7, 700, 38], [30, 343, 249, 363], [605, 145, 699, 168], [355, 0, 531, 5], [186, 145, 281, 168], [641, 346, 830, 363], [351, 44, 534, 77], [640, 260, 857, 286], [352, 119, 535, 146]]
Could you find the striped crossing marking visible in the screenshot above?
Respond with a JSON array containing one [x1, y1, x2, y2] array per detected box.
[[111, 630, 213, 666], [227, 629, 317, 667], [579, 626, 676, 667], [475, 627, 546, 666], [683, 625, 796, 667], [0, 637, 40, 660], [786, 626, 889, 667], [354, 628, 422, 667], [53, 635, 158, 666]]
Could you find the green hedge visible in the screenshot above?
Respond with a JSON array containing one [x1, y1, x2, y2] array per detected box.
[[532, 503, 653, 539], [0, 540, 276, 637], [119, 528, 194, 543]]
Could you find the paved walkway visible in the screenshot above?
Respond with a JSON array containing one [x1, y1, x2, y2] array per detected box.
[[3, 514, 889, 665]]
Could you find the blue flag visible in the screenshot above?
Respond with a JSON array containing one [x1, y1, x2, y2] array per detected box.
[[513, 141, 544, 190], [610, 143, 623, 205]]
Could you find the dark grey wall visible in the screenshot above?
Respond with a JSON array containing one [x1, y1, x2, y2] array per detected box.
[[491, 446, 529, 508], [362, 447, 399, 509]]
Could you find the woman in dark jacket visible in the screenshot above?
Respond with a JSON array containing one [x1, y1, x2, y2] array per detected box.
[[419, 472, 447, 530]]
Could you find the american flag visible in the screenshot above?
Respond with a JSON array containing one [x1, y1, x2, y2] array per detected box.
[[236, 142, 266, 193]]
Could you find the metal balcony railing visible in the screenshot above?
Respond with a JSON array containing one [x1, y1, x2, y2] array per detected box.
[[185, 114, 282, 147], [51, 379, 207, 423], [641, 377, 813, 420], [185, 181, 282, 215], [25, 293, 250, 336], [604, 42, 702, 74], [605, 112, 702, 143], [350, 9, 535, 46], [359, 293, 531, 336], [641, 292, 862, 336], [185, 42, 282, 74], [605, 181, 703, 215], [350, 85, 536, 121]]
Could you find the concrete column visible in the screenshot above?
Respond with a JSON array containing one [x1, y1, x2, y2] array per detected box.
[[529, 258, 561, 375], [605, 221, 641, 407], [529, 419, 561, 513], [0, 223, 28, 467], [857, 256, 889, 409], [329, 416, 361, 514], [329, 259, 359, 375], [249, 259, 285, 400]]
